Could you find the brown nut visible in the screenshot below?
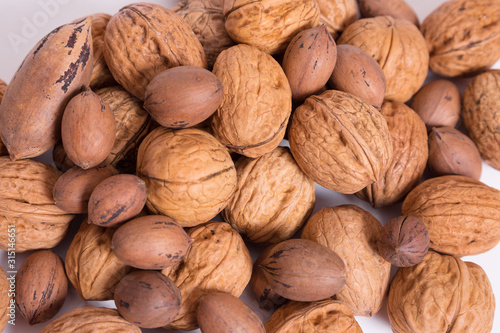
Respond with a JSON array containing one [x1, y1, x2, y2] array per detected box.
[[250, 256, 287, 310], [15, 250, 67, 325], [421, 0, 500, 77], [112, 215, 193, 270], [0, 268, 11, 331], [316, 0, 358, 38], [358, 0, 419, 26], [0, 78, 7, 104], [65, 220, 132, 301], [338, 16, 429, 102], [144, 66, 223, 128], [197, 292, 265, 333], [428, 126, 482, 180], [114, 270, 181, 329], [53, 164, 118, 214], [62, 89, 116, 169], [329, 44, 386, 108], [378, 215, 430, 267], [402, 175, 500, 257], [289, 90, 393, 194]]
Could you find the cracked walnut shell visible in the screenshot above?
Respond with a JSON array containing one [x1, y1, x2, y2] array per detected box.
[[316, 0, 358, 38]]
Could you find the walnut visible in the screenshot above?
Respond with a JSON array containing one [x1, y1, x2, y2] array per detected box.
[[222, 147, 315, 243], [289, 90, 393, 194], [0, 79, 8, 156], [388, 251, 495, 333], [316, 0, 358, 38], [338, 16, 429, 102], [301, 205, 390, 316], [211, 44, 292, 158], [162, 222, 252, 330], [0, 268, 10, 332], [358, 0, 419, 27]]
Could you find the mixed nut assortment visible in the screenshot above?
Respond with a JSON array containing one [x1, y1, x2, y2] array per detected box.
[[0, 0, 499, 332]]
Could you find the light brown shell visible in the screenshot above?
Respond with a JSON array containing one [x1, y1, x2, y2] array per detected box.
[[0, 267, 11, 332], [162, 222, 252, 331], [316, 0, 358, 38], [338, 16, 429, 102], [223, 0, 320, 54], [302, 205, 390, 316], [356, 102, 428, 207], [0, 79, 8, 156], [223, 147, 315, 244], [104, 3, 207, 100], [402, 175, 500, 257], [463, 70, 500, 170], [137, 127, 237, 227], [0, 157, 74, 252], [173, 0, 235, 68], [289, 90, 393, 194], [265, 299, 363, 333], [65, 220, 132, 301], [211, 44, 292, 158], [358, 0, 419, 26], [420, 0, 500, 77], [41, 307, 141, 333]]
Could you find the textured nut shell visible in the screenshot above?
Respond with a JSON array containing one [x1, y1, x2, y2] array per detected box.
[[463, 70, 500, 170], [358, 0, 419, 26], [289, 90, 393, 194], [41, 307, 141, 333], [316, 0, 358, 37], [15, 250, 67, 325], [137, 127, 236, 226], [223, 147, 315, 244], [224, 0, 320, 54], [265, 299, 362, 333], [173, 0, 235, 68], [0, 157, 74, 252], [162, 222, 252, 330], [0, 268, 11, 331], [197, 292, 265, 333], [0, 81, 10, 156], [356, 102, 428, 207], [65, 220, 132, 301], [212, 44, 292, 157], [428, 127, 482, 180], [302, 205, 390, 316], [0, 19, 93, 160], [402, 175, 500, 257], [338, 16, 429, 102], [421, 0, 500, 77], [104, 3, 207, 100]]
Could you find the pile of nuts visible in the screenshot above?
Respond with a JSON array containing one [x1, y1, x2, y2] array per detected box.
[[0, 0, 499, 332]]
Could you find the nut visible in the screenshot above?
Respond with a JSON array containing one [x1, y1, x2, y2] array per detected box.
[[0, 78, 6, 103], [316, 0, 358, 37], [358, 0, 419, 26], [0, 268, 11, 331], [302, 205, 390, 316]]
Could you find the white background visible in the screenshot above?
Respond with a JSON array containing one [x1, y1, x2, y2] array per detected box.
[[0, 0, 499, 332]]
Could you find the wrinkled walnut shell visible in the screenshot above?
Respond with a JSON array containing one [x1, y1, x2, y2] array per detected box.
[[0, 268, 10, 331], [316, 0, 358, 38]]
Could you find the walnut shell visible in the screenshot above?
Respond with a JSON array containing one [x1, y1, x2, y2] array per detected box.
[[41, 307, 141, 333], [388, 251, 495, 333], [137, 127, 237, 227], [289, 90, 393, 194], [316, 0, 358, 38], [265, 299, 363, 333], [65, 220, 132, 301], [402, 175, 500, 257], [358, 0, 419, 26], [223, 0, 320, 54], [0, 78, 6, 104], [420, 0, 500, 77], [0, 157, 74, 252], [463, 70, 500, 170], [0, 267, 11, 331], [173, 0, 235, 68], [162, 222, 252, 331], [338, 16, 429, 102], [212, 44, 292, 158], [356, 101, 428, 207], [223, 147, 315, 244], [302, 205, 390, 317]]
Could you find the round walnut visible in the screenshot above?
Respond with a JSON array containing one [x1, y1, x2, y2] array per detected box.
[[104, 3, 207, 100], [223, 0, 320, 55], [316, 0, 358, 38], [0, 267, 10, 332], [302, 205, 390, 317], [420, 0, 500, 77], [212, 44, 292, 158], [463, 70, 500, 170], [173, 0, 235, 68], [356, 102, 428, 207], [388, 251, 495, 333], [223, 147, 315, 244], [0, 157, 74, 252], [289, 90, 393, 194], [338, 16, 429, 102], [162, 222, 253, 331], [137, 127, 237, 227]]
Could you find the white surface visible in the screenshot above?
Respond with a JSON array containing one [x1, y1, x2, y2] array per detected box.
[[0, 0, 499, 332]]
